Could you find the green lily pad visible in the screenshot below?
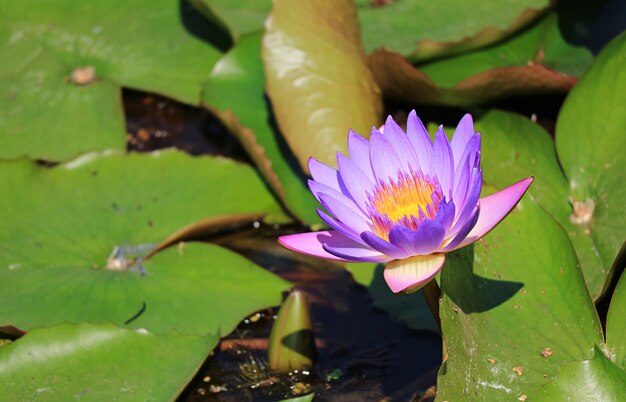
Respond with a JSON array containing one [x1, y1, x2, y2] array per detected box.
[[555, 31, 626, 295], [437, 195, 603, 400], [0, 323, 218, 400], [0, 0, 222, 161], [190, 0, 271, 41], [0, 150, 290, 335], [533, 346, 626, 401], [263, 0, 382, 172], [202, 33, 319, 224], [368, 13, 590, 108], [475, 110, 608, 300], [606, 273, 626, 369], [419, 13, 593, 87], [357, 0, 549, 61]]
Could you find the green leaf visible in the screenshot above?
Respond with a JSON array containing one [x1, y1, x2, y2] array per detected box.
[[0, 323, 218, 401], [368, 13, 590, 108], [475, 110, 608, 299], [0, 151, 290, 335], [533, 346, 626, 401], [437, 195, 603, 400], [263, 0, 382, 172], [606, 273, 626, 369], [203, 33, 319, 224], [358, 0, 550, 61], [555, 31, 626, 296], [0, 0, 222, 161], [419, 13, 592, 87], [190, 0, 271, 41]]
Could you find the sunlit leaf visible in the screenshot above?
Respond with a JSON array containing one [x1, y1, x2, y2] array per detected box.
[[437, 195, 603, 400], [556, 31, 626, 298], [0, 323, 217, 400], [263, 0, 382, 172], [533, 346, 626, 401], [0, 151, 290, 335], [357, 0, 549, 61], [203, 33, 319, 224], [0, 0, 223, 161]]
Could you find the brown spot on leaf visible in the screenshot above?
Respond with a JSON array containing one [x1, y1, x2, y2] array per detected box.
[[569, 197, 594, 225], [70, 66, 96, 85], [512, 366, 524, 376], [541, 347, 553, 358], [518, 395, 528, 401], [487, 358, 497, 364]]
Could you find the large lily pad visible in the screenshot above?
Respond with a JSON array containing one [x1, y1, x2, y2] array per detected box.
[[0, 150, 290, 335], [368, 13, 590, 108], [606, 273, 626, 369], [203, 33, 319, 224], [263, 0, 382, 172], [357, 0, 549, 61], [0, 0, 223, 161], [0, 323, 218, 400], [475, 110, 609, 300], [437, 194, 603, 400], [555, 31, 626, 295], [533, 346, 626, 401]]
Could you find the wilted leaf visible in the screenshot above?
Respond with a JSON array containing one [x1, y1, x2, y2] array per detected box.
[[263, 0, 382, 172]]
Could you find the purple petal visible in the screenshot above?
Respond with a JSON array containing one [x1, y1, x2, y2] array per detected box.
[[383, 254, 445, 293], [381, 116, 419, 172], [348, 130, 375, 182], [316, 209, 366, 245], [442, 205, 479, 251], [323, 242, 392, 263], [449, 177, 534, 250], [434, 198, 455, 233], [308, 180, 366, 219], [431, 126, 454, 196], [309, 158, 340, 192], [450, 170, 482, 236], [278, 231, 352, 261], [453, 133, 480, 180], [361, 231, 410, 260], [369, 130, 402, 184], [406, 110, 432, 170], [450, 114, 475, 166], [452, 153, 472, 206], [388, 219, 446, 255], [318, 193, 371, 234], [337, 152, 374, 213]]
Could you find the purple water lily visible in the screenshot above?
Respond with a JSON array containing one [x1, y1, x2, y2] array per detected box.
[[279, 112, 532, 293]]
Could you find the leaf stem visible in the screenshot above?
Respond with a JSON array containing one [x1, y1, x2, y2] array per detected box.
[[422, 279, 441, 330]]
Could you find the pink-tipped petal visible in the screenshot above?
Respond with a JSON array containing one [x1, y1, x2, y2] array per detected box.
[[279, 230, 385, 262], [383, 254, 446, 293], [451, 177, 534, 250]]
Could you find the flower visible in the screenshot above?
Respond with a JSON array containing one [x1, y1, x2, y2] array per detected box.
[[279, 112, 533, 293]]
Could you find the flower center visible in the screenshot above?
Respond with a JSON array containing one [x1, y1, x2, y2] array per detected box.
[[367, 170, 443, 240]]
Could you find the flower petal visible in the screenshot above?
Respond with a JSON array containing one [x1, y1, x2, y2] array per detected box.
[[369, 130, 402, 184], [453, 133, 480, 182], [431, 126, 455, 197], [278, 231, 352, 261], [309, 158, 341, 192], [381, 116, 419, 172], [336, 152, 374, 213], [406, 110, 432, 170], [361, 231, 410, 259], [388, 219, 446, 255], [318, 193, 371, 234], [323, 242, 391, 263], [450, 113, 475, 166], [383, 254, 445, 293], [308, 179, 366, 220], [450, 169, 482, 235], [348, 129, 375, 182], [442, 204, 479, 251], [451, 177, 534, 250], [316, 209, 366, 245]]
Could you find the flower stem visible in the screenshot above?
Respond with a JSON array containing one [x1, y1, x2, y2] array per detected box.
[[422, 280, 441, 330]]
